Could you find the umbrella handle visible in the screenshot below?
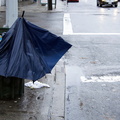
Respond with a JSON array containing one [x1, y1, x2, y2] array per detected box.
[[22, 11, 25, 18]]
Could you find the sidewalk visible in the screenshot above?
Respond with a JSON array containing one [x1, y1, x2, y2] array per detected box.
[[0, 0, 67, 12], [0, 0, 67, 27], [18, 0, 67, 12], [0, 1, 67, 120], [0, 58, 66, 120]]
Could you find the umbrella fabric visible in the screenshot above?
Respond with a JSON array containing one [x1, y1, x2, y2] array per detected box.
[[0, 18, 72, 81]]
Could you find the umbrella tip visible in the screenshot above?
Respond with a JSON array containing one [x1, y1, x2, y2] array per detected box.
[[21, 11, 25, 18]]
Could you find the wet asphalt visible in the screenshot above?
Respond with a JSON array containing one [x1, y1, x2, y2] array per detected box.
[[1, 0, 120, 120]]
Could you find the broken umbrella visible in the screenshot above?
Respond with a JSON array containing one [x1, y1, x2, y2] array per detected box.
[[0, 17, 72, 82]]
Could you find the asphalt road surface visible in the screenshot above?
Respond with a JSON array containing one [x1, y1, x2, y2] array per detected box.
[[65, 0, 120, 120]]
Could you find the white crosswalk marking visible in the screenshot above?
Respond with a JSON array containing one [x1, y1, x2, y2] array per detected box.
[[66, 33, 120, 35], [63, 13, 73, 35], [81, 76, 120, 82], [63, 13, 120, 35]]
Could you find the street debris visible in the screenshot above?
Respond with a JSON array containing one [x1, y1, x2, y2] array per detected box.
[[25, 81, 50, 88]]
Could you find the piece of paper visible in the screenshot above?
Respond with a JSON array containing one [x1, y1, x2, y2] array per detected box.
[[25, 81, 50, 88]]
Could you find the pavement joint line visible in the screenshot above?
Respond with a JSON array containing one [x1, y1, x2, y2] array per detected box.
[[66, 12, 118, 14], [63, 33, 120, 35]]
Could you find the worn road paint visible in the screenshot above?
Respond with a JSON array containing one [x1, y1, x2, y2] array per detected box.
[[81, 76, 120, 82], [63, 13, 120, 36], [63, 13, 73, 35]]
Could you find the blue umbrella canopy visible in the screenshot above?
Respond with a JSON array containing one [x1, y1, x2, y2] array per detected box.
[[0, 18, 72, 81]]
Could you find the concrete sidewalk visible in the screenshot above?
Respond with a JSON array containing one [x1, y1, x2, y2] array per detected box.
[[0, 1, 67, 120], [0, 0, 67, 12], [0, 0, 67, 27], [0, 58, 66, 120], [18, 0, 67, 12]]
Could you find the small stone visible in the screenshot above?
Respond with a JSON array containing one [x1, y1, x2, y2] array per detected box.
[[101, 84, 106, 87]]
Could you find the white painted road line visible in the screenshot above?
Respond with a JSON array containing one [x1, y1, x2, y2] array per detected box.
[[64, 33, 120, 35], [63, 13, 73, 35], [63, 13, 120, 36], [81, 76, 120, 82]]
